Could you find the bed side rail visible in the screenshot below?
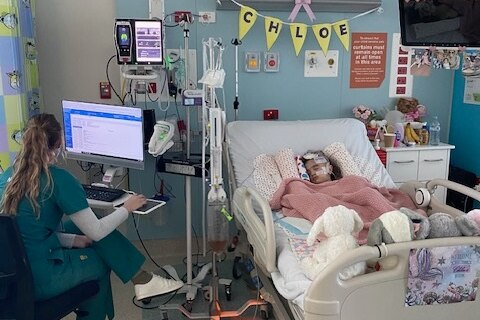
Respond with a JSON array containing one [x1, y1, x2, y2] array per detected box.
[[427, 178, 480, 216], [304, 236, 480, 319], [401, 179, 480, 217], [232, 186, 278, 274]]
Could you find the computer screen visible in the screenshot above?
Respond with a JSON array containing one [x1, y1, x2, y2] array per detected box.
[[62, 100, 144, 170], [134, 20, 163, 64]]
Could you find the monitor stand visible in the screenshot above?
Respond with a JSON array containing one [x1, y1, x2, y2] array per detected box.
[[102, 166, 125, 187]]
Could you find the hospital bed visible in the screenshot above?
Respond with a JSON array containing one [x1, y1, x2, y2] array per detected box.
[[225, 118, 480, 320]]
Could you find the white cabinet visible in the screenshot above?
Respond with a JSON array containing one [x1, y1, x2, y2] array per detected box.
[[384, 143, 455, 203]]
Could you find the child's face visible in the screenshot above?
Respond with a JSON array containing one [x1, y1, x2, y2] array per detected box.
[[304, 160, 332, 184]]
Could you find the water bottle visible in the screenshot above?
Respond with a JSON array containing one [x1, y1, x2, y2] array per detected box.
[[429, 116, 441, 146]]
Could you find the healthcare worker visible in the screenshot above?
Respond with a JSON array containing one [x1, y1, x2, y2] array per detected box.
[[0, 113, 183, 319]]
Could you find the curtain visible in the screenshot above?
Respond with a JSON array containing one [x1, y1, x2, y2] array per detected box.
[[0, 0, 39, 171]]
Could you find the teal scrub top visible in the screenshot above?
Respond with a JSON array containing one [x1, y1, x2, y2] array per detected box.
[[0, 165, 89, 291]]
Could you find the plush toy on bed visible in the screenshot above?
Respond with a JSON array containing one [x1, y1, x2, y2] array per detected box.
[[400, 208, 480, 238], [456, 209, 480, 236], [300, 205, 366, 281], [367, 208, 429, 270]]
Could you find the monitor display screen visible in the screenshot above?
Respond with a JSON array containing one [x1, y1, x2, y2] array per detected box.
[[398, 0, 480, 48], [134, 20, 163, 64], [62, 100, 144, 170]]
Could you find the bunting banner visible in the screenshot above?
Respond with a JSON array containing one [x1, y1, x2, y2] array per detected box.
[[239, 6, 258, 40], [232, 0, 381, 55], [290, 23, 308, 56], [333, 20, 350, 51], [265, 17, 283, 50], [312, 23, 332, 56]]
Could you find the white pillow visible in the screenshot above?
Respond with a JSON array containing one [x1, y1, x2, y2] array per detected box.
[[323, 142, 362, 177], [253, 154, 282, 201], [275, 148, 299, 180]]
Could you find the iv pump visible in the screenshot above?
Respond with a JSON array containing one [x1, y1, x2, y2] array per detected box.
[[114, 20, 133, 64]]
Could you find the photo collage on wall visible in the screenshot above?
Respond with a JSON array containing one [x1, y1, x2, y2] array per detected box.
[[462, 50, 480, 77], [409, 48, 461, 76], [408, 48, 480, 78]]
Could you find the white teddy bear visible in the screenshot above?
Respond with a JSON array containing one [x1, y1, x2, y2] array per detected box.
[[301, 205, 366, 280]]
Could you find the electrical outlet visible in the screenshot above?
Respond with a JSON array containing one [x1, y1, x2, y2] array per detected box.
[[198, 11, 216, 23]]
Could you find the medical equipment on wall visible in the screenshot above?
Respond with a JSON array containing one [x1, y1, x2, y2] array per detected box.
[[114, 18, 164, 79]]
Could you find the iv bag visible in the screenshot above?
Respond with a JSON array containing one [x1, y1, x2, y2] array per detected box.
[[199, 69, 226, 88]]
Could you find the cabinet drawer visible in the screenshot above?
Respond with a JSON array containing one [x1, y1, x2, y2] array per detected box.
[[387, 151, 418, 182], [418, 150, 448, 181]]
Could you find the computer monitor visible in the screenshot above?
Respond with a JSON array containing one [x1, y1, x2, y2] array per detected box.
[[134, 20, 163, 65], [62, 100, 144, 170]]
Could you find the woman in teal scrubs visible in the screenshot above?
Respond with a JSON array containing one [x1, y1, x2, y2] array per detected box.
[[0, 114, 183, 319]]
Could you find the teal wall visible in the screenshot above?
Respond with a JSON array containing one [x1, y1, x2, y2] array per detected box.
[[116, 0, 457, 239], [449, 70, 480, 177]]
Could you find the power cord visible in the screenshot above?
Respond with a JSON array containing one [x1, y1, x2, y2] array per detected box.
[[132, 216, 176, 280], [106, 55, 124, 104]]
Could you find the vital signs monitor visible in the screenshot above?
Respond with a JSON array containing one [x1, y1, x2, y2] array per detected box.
[[62, 100, 144, 170], [114, 19, 164, 65]]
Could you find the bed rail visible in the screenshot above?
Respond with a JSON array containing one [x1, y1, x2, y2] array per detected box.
[[303, 236, 480, 320], [232, 186, 278, 275], [401, 178, 480, 216]]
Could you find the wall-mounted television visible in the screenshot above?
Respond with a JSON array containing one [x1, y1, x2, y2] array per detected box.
[[398, 0, 480, 48]]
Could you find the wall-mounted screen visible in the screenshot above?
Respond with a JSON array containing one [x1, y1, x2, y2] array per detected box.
[[398, 0, 480, 48], [62, 100, 144, 170], [115, 19, 164, 65]]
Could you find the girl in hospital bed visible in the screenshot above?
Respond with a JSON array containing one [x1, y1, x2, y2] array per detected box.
[[269, 149, 420, 245]]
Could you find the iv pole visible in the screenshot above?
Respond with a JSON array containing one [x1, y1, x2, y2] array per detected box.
[[231, 38, 241, 121]]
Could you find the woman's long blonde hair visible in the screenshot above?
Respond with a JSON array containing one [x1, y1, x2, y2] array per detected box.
[[1, 114, 62, 216]]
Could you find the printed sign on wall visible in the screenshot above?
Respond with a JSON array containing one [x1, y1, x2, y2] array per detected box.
[[350, 33, 387, 88]]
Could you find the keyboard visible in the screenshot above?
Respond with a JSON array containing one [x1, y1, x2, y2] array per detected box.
[[82, 185, 126, 202]]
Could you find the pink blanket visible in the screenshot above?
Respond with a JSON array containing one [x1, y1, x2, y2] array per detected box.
[[269, 176, 419, 243]]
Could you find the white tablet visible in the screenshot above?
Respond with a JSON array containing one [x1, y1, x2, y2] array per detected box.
[[133, 199, 166, 215]]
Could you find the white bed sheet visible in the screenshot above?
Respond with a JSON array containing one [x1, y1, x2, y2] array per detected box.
[[271, 215, 312, 310]]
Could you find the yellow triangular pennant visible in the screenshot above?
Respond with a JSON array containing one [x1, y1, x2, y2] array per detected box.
[[312, 24, 332, 56], [264, 17, 283, 50], [239, 6, 257, 40], [290, 23, 308, 56], [333, 20, 350, 51]]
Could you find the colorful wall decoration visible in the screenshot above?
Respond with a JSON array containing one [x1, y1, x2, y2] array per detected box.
[[0, 0, 39, 170], [232, 0, 381, 56]]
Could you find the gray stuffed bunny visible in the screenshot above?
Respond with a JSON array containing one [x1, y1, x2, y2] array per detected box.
[[367, 208, 430, 246], [408, 210, 479, 239]]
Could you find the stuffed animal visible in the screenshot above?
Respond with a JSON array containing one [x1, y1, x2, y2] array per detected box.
[[367, 208, 429, 270], [427, 212, 463, 238], [455, 209, 480, 236], [300, 205, 365, 281], [367, 208, 430, 246]]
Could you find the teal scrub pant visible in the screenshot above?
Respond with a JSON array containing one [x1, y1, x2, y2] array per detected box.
[[46, 221, 145, 320]]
